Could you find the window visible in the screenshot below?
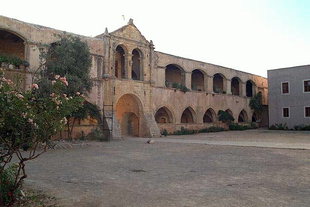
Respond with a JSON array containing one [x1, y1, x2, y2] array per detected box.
[[283, 108, 289, 118], [304, 80, 310, 92], [281, 82, 289, 94], [305, 107, 310, 117]]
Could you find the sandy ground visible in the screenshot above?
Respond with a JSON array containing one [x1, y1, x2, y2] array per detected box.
[[25, 130, 310, 207]]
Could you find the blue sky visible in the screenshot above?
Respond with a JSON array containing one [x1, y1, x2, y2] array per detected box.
[[1, 0, 309, 77]]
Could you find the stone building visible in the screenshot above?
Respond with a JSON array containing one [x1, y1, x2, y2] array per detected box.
[[268, 65, 310, 128], [0, 15, 268, 138]]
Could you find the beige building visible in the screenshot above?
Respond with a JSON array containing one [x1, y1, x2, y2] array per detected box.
[[0, 15, 268, 138]]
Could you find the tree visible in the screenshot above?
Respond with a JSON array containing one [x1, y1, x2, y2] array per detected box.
[[0, 71, 83, 206], [43, 35, 92, 95], [40, 35, 99, 139], [249, 92, 263, 120]]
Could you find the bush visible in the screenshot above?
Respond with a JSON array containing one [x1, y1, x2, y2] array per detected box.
[[269, 123, 288, 130], [170, 82, 189, 92], [161, 129, 168, 136], [229, 123, 255, 130], [0, 54, 24, 67], [218, 110, 234, 124], [294, 124, 310, 131], [199, 126, 225, 133], [172, 127, 196, 135], [0, 165, 20, 205]]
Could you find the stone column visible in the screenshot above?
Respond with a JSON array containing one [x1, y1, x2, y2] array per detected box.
[[203, 74, 208, 91], [241, 82, 246, 97], [185, 72, 191, 89], [226, 79, 232, 95], [207, 75, 213, 93], [127, 54, 132, 79]]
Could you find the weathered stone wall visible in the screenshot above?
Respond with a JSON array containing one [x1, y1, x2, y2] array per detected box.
[[0, 15, 269, 138]]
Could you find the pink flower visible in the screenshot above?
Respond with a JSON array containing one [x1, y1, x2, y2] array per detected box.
[[76, 92, 80, 95], [50, 93, 56, 97], [55, 75, 60, 80], [51, 80, 56, 85], [32, 84, 39, 89], [16, 94, 24, 99], [59, 77, 68, 86]]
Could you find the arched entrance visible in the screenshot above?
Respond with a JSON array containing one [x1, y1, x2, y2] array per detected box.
[[181, 107, 195, 123], [213, 73, 226, 93], [165, 64, 185, 87], [238, 110, 248, 123], [191, 69, 204, 91], [0, 29, 25, 59], [116, 94, 143, 137], [203, 108, 216, 123], [231, 77, 241, 96], [155, 107, 173, 123], [114, 45, 126, 79], [132, 49, 143, 80]]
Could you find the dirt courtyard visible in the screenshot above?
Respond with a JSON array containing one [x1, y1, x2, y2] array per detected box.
[[25, 130, 310, 207]]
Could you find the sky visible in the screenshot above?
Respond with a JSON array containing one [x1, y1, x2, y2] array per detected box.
[[1, 0, 310, 77]]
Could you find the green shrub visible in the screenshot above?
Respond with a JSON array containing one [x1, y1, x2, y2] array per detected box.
[[170, 82, 189, 92], [269, 123, 288, 130], [0, 54, 23, 67], [199, 126, 225, 133], [218, 110, 234, 124], [0, 164, 21, 206], [294, 124, 310, 131], [161, 129, 168, 136], [228, 123, 258, 130], [172, 127, 196, 135]]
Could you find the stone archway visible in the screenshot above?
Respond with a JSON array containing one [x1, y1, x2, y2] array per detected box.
[[0, 29, 26, 59], [116, 94, 143, 137]]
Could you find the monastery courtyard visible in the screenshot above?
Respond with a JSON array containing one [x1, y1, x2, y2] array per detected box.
[[26, 130, 310, 207]]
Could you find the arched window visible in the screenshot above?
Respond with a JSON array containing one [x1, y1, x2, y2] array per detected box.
[[213, 73, 226, 93], [181, 107, 195, 123], [246, 80, 254, 97], [97, 57, 102, 78], [155, 107, 173, 123], [238, 110, 248, 123], [165, 64, 185, 88], [132, 49, 143, 80], [203, 108, 216, 123], [114, 45, 126, 79], [231, 77, 241, 96], [191, 69, 205, 91], [0, 30, 25, 60]]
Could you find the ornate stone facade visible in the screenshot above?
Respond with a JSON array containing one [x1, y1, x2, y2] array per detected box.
[[0, 15, 268, 138]]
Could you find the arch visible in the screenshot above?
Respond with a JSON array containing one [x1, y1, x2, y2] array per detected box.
[[116, 94, 143, 137], [114, 45, 127, 79], [191, 69, 205, 91], [181, 107, 195, 123], [252, 112, 258, 122], [213, 73, 226, 93], [203, 108, 216, 123], [246, 80, 255, 97], [165, 64, 185, 87], [238, 110, 248, 123], [132, 48, 143, 81], [231, 77, 241, 96], [0, 29, 26, 60], [155, 106, 174, 123], [225, 109, 234, 118]]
